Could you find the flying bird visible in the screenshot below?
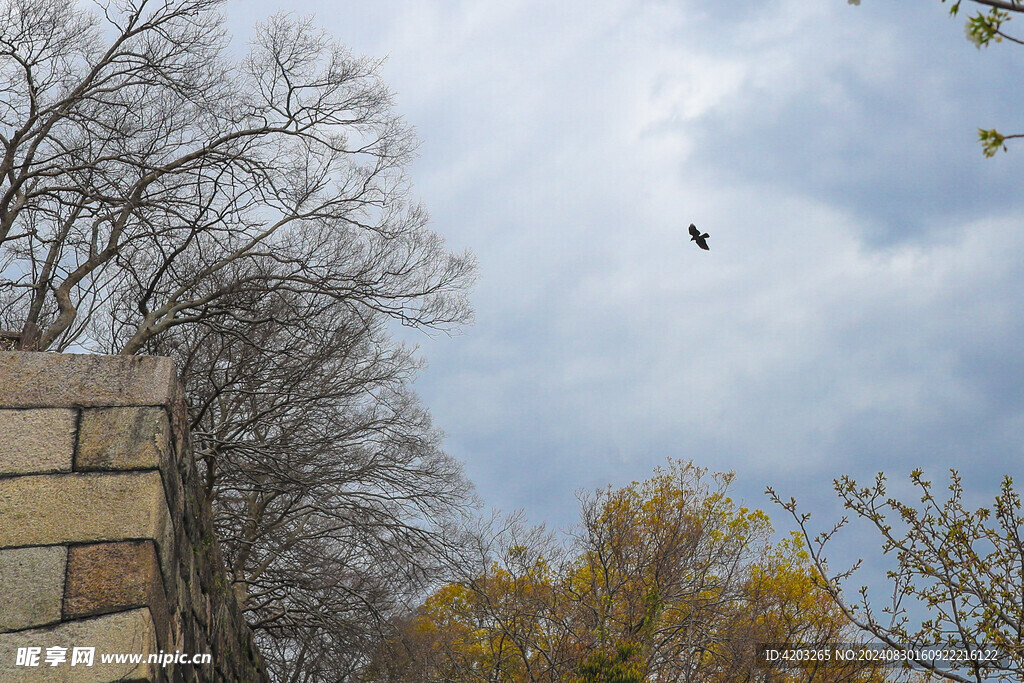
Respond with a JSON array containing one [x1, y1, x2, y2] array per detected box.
[[688, 223, 710, 250]]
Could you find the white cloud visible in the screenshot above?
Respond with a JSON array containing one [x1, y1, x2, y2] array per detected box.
[[227, 0, 1024, 536]]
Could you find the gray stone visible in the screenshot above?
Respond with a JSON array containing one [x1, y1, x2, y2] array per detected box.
[[0, 351, 177, 409], [0, 546, 66, 632], [64, 541, 172, 652], [0, 351, 269, 681], [0, 472, 171, 549], [0, 608, 158, 682], [0, 409, 76, 475], [77, 407, 169, 471]]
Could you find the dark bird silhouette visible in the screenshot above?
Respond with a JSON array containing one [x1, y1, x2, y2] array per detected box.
[[688, 223, 710, 250]]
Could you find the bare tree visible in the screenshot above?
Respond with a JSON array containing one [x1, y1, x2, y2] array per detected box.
[[0, 1, 478, 679], [138, 279, 476, 680], [0, 0, 473, 352]]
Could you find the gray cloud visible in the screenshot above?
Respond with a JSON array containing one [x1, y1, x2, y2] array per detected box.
[[228, 0, 1024, 560]]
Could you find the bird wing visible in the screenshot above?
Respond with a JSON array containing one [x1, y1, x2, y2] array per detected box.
[[688, 223, 700, 238], [695, 236, 710, 250]]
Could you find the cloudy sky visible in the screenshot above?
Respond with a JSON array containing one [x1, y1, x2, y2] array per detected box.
[[228, 0, 1024, 573]]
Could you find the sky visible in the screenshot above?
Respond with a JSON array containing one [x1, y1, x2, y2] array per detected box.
[[226, 0, 1024, 581]]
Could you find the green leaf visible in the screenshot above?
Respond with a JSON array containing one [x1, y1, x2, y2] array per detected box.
[[978, 128, 1007, 157]]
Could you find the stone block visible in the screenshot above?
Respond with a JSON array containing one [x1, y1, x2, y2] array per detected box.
[[0, 472, 171, 549], [0, 608, 158, 682], [0, 351, 177, 409], [63, 541, 171, 651], [0, 351, 268, 680], [77, 408, 169, 472], [0, 409, 76, 475], [0, 546, 66, 632]]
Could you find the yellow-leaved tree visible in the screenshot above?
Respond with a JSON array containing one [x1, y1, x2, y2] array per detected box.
[[366, 460, 891, 682]]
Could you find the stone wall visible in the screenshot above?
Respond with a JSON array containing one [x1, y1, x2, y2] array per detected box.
[[0, 351, 268, 682]]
